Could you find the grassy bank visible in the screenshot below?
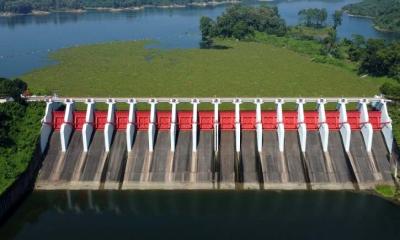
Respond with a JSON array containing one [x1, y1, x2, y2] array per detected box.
[[374, 185, 400, 204], [0, 102, 44, 193], [22, 40, 390, 97]]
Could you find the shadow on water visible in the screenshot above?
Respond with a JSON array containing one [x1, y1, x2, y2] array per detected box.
[[0, 190, 400, 240]]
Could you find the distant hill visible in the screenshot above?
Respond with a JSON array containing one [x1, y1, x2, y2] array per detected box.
[[343, 0, 400, 32]]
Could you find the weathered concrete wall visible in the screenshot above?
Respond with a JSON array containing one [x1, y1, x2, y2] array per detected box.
[[0, 143, 43, 224]]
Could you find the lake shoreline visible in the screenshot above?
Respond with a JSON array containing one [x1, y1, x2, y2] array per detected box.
[[0, 1, 240, 17], [344, 11, 400, 33]]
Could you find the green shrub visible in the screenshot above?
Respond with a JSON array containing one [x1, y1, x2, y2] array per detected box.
[[380, 82, 400, 98], [375, 184, 397, 198], [0, 102, 44, 193]]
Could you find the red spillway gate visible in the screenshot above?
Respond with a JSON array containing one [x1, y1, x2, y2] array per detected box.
[[52, 110, 382, 131], [74, 111, 86, 130], [53, 111, 65, 130]]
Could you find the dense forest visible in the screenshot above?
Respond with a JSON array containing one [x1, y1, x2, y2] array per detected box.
[[0, 0, 229, 14], [343, 0, 400, 32], [200, 4, 286, 46], [298, 8, 327, 28], [0, 78, 43, 193]]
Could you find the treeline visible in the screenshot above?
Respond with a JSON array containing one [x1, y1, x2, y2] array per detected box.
[[294, 7, 399, 81], [343, 0, 400, 32], [200, 5, 286, 46], [0, 0, 82, 13], [0, 78, 43, 193], [298, 8, 327, 28], [344, 37, 400, 80], [80, 0, 222, 8], [0, 0, 227, 13]]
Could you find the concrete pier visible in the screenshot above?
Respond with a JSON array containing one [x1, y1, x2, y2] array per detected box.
[[285, 132, 307, 189], [304, 131, 330, 188], [241, 131, 260, 189], [372, 131, 393, 182], [219, 131, 235, 188], [123, 131, 149, 189], [196, 131, 214, 186], [59, 132, 83, 181], [150, 131, 170, 183], [173, 131, 192, 183], [79, 131, 107, 188], [37, 132, 62, 182], [328, 131, 356, 188], [349, 131, 376, 188], [103, 131, 127, 189]]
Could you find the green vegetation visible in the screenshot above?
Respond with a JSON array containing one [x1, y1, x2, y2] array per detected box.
[[298, 8, 327, 28], [332, 10, 343, 30], [288, 25, 331, 41], [0, 0, 83, 13], [0, 0, 231, 14], [375, 185, 398, 198], [388, 104, 400, 148], [358, 40, 400, 80], [21, 40, 390, 97], [343, 0, 400, 32], [199, 4, 286, 46], [380, 82, 400, 148], [0, 77, 27, 101], [0, 78, 43, 193]]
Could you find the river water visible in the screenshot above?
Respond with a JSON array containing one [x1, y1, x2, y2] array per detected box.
[[0, 0, 399, 78], [0, 190, 400, 239]]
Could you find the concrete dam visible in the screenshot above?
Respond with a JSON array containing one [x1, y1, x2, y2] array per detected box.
[[34, 97, 398, 190]]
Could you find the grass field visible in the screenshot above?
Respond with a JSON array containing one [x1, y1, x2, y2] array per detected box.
[[22, 40, 391, 98]]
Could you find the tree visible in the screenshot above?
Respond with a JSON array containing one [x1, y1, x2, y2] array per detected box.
[[317, 8, 327, 27], [380, 82, 400, 97], [321, 29, 339, 57], [332, 10, 343, 29], [359, 39, 387, 76], [298, 8, 327, 28], [232, 20, 253, 40], [199, 16, 215, 48], [347, 35, 366, 61], [206, 5, 286, 40], [4, 0, 33, 14], [0, 78, 27, 102]]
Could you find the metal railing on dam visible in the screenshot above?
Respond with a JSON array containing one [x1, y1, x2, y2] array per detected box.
[[33, 96, 397, 190]]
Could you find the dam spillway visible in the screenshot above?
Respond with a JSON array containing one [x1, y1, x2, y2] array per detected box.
[[34, 97, 398, 190]]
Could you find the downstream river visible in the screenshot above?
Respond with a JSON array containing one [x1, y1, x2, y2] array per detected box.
[[0, 0, 399, 77], [1, 191, 400, 239]]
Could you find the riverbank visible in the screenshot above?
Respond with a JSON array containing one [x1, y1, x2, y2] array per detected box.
[[345, 12, 399, 33], [342, 0, 400, 33], [374, 184, 400, 205], [0, 0, 240, 17], [0, 10, 51, 17]]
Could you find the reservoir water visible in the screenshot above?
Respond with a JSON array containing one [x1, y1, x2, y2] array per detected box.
[[0, 191, 400, 239], [0, 0, 399, 77]]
